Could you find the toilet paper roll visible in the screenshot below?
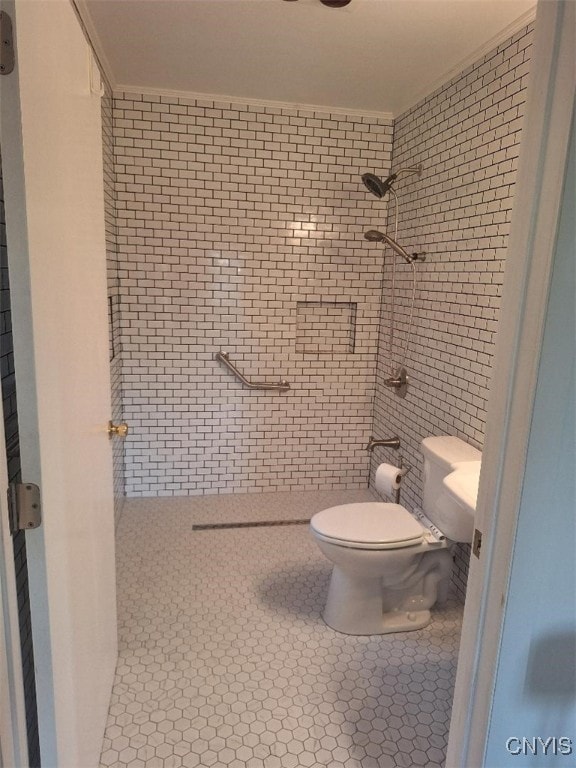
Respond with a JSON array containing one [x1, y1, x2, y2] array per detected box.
[[375, 463, 403, 497]]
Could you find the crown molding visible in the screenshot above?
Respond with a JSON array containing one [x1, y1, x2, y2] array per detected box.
[[71, 0, 117, 91], [113, 84, 395, 121], [395, 5, 537, 118]]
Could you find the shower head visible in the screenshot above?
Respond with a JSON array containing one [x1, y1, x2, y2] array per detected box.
[[361, 164, 423, 198], [363, 230, 413, 264], [361, 173, 396, 199]]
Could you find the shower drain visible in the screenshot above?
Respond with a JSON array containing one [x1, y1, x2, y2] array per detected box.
[[192, 519, 310, 531]]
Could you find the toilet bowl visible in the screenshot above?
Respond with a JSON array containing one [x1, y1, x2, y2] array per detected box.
[[310, 436, 482, 635], [311, 502, 452, 634]]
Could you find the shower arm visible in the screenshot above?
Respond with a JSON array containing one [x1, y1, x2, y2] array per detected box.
[[395, 164, 423, 179]]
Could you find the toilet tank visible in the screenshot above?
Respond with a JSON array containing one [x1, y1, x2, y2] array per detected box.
[[421, 436, 482, 538]]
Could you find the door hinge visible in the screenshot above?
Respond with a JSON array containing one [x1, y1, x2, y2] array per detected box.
[[472, 528, 483, 559], [8, 483, 42, 534], [0, 11, 15, 75]]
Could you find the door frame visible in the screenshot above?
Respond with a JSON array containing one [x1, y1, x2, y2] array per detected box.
[[0, 457, 28, 767], [446, 1, 575, 764], [0, 3, 30, 761]]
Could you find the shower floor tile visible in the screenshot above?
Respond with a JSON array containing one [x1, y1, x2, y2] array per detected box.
[[100, 490, 463, 768]]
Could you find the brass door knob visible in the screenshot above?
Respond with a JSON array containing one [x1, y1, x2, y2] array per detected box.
[[108, 421, 129, 438]]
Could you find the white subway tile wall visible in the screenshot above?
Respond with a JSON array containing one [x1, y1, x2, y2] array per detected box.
[[112, 96, 394, 496], [370, 25, 534, 597]]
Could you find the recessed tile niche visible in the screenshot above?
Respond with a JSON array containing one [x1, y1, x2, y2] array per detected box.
[[296, 301, 357, 355]]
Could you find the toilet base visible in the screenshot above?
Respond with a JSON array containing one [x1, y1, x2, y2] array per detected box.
[[323, 606, 431, 635], [321, 553, 451, 635]]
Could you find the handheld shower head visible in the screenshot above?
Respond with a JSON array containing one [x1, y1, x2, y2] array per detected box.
[[363, 230, 413, 264], [364, 229, 385, 242]]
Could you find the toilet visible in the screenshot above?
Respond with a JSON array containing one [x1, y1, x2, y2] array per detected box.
[[310, 436, 481, 635]]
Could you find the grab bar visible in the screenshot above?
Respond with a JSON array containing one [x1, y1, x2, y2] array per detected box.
[[215, 351, 290, 392]]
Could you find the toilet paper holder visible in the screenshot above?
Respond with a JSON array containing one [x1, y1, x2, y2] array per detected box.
[[393, 463, 411, 504]]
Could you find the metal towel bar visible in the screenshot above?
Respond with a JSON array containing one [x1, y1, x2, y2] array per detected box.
[[215, 351, 290, 392]]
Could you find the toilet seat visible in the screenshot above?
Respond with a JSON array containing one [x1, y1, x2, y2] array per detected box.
[[310, 502, 424, 550]]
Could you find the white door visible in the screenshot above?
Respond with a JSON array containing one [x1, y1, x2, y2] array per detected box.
[[0, 1, 117, 766], [446, 1, 575, 764]]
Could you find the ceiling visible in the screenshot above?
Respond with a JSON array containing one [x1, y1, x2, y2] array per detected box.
[[80, 0, 536, 117]]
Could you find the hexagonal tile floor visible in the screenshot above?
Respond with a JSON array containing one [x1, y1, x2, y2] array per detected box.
[[99, 490, 463, 767]]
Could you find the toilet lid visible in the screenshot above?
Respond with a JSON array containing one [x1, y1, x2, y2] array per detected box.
[[310, 502, 424, 549]]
